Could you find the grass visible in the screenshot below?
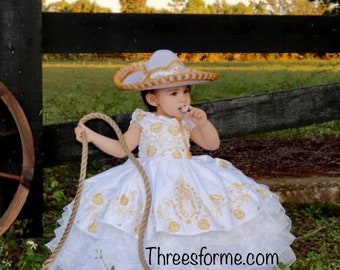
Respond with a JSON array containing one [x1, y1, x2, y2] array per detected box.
[[43, 59, 340, 123], [42, 59, 340, 139]]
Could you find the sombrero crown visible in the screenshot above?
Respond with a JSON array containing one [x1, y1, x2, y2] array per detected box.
[[114, 49, 220, 91]]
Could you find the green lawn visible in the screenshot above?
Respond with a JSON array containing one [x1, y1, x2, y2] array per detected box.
[[43, 59, 340, 126]]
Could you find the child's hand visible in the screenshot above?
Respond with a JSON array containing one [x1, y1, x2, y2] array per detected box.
[[183, 106, 208, 126], [74, 122, 94, 143]]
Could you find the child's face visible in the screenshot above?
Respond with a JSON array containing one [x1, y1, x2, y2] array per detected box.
[[147, 85, 191, 118]]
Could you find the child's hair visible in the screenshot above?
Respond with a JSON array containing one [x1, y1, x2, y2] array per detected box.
[[141, 90, 157, 112], [141, 86, 192, 112]]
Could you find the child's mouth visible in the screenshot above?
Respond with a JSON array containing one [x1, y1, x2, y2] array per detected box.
[[179, 105, 190, 113]]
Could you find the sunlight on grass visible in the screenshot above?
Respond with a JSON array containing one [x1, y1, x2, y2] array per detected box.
[[43, 60, 340, 138]]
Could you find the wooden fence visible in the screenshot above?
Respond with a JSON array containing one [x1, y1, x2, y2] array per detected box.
[[43, 82, 340, 167], [1, 1, 340, 235]]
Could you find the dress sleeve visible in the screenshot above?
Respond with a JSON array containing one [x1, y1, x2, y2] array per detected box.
[[130, 108, 149, 128]]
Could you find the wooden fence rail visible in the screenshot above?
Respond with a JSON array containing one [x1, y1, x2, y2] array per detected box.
[[42, 13, 340, 54], [42, 82, 340, 167]]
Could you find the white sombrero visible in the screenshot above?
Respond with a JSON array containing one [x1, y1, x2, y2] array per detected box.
[[114, 49, 220, 91]]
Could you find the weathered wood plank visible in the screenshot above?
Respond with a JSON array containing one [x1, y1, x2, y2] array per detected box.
[[42, 13, 340, 53], [42, 83, 340, 167], [200, 82, 340, 138], [0, 0, 43, 235]]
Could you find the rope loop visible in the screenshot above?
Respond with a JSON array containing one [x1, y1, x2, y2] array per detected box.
[[43, 112, 152, 270]]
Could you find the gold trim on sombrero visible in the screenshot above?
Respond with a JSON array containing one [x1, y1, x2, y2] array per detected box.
[[114, 58, 219, 91]]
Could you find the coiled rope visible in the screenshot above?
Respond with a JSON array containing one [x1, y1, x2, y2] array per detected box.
[[43, 112, 152, 270]]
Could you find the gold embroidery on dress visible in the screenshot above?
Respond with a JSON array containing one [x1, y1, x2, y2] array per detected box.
[[218, 160, 229, 168], [147, 145, 157, 156], [168, 221, 180, 233], [88, 223, 98, 233], [120, 194, 129, 206], [233, 182, 245, 191], [209, 194, 226, 216], [257, 188, 269, 198], [134, 224, 141, 235], [176, 118, 192, 158], [209, 194, 224, 205], [92, 193, 105, 205], [233, 209, 246, 219], [225, 182, 251, 220], [114, 190, 143, 219], [173, 180, 201, 223], [168, 125, 180, 136], [172, 150, 183, 159], [198, 218, 210, 230], [136, 111, 146, 121], [157, 198, 171, 220], [150, 122, 163, 133]]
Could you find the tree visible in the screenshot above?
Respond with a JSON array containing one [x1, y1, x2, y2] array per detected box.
[[259, 0, 325, 14], [44, 0, 72, 12], [182, 0, 209, 13], [310, 0, 340, 14], [208, 0, 233, 14], [71, 0, 111, 12], [248, 0, 268, 14], [44, 0, 111, 12], [168, 0, 187, 13], [119, 0, 147, 13], [290, 0, 326, 14]]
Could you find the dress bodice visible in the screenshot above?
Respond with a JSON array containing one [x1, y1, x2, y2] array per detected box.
[[131, 109, 195, 159]]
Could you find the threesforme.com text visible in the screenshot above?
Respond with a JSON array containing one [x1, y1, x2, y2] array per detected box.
[[146, 246, 279, 267]]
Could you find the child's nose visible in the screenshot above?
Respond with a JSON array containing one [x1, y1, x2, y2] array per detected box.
[[179, 93, 187, 102]]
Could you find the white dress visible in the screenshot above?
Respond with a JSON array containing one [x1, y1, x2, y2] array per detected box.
[[47, 109, 296, 270]]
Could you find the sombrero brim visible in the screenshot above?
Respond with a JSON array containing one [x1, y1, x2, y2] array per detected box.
[[114, 60, 220, 91]]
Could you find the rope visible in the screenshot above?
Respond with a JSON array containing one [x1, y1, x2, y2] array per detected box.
[[43, 112, 152, 270]]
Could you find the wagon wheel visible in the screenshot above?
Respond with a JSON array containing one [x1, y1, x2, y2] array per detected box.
[[0, 81, 35, 236]]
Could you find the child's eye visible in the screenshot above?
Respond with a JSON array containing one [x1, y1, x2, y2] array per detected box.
[[184, 89, 191, 94], [170, 92, 177, 96]]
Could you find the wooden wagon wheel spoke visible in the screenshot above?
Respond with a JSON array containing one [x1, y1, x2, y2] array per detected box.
[[0, 171, 23, 182], [0, 129, 18, 138], [0, 81, 35, 236]]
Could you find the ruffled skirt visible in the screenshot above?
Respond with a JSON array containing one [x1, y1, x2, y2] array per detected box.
[[46, 155, 296, 269]]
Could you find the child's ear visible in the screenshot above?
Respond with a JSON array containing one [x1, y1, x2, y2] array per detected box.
[[146, 93, 158, 107]]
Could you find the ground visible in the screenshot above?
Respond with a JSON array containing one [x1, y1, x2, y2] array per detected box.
[[192, 136, 340, 179]]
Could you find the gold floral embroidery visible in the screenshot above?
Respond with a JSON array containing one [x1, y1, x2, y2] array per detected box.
[[218, 160, 229, 168], [172, 150, 182, 159], [120, 194, 129, 206], [257, 188, 269, 198], [92, 193, 105, 205], [134, 224, 141, 235], [151, 122, 163, 133], [135, 111, 146, 121], [168, 221, 180, 233], [147, 146, 157, 156], [233, 182, 244, 191], [88, 223, 98, 233], [198, 218, 210, 230], [209, 194, 224, 205], [233, 209, 245, 219], [209, 194, 227, 216], [114, 190, 143, 220], [168, 125, 180, 136]]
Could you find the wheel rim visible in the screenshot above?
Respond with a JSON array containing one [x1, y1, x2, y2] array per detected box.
[[0, 81, 35, 236]]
